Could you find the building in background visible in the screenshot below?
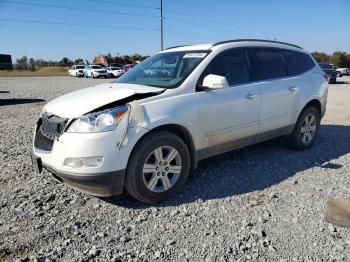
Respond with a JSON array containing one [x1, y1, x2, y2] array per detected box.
[[0, 54, 13, 70]]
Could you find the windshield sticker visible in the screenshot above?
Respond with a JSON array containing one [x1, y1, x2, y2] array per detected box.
[[183, 53, 207, 59]]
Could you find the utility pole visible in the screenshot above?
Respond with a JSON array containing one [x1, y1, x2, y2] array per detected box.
[[160, 0, 164, 50]]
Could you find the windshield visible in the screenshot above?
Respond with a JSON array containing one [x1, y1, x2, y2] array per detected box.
[[115, 51, 209, 88], [91, 65, 102, 69], [111, 67, 121, 70]]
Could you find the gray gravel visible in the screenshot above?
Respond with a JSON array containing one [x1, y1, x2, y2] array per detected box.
[[1, 76, 350, 261]]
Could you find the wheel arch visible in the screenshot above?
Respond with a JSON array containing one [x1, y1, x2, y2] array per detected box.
[[302, 99, 322, 115], [129, 124, 198, 172]]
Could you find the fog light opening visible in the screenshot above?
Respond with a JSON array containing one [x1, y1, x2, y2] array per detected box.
[[63, 156, 104, 170]]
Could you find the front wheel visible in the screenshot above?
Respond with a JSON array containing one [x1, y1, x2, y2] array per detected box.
[[125, 131, 190, 204], [287, 106, 321, 150]]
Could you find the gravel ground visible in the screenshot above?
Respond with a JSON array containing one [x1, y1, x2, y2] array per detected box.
[[1, 76, 350, 261]]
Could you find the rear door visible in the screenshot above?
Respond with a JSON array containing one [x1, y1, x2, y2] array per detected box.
[[250, 48, 299, 135]]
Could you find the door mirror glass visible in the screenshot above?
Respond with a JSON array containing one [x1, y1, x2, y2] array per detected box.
[[202, 74, 229, 90]]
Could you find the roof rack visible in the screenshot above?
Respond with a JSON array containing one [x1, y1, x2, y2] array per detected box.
[[212, 39, 302, 49], [164, 45, 190, 50]]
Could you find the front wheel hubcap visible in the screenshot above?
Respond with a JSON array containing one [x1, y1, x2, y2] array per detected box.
[[300, 113, 317, 144], [142, 146, 182, 193]]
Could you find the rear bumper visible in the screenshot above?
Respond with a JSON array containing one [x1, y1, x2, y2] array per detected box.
[[32, 153, 125, 197]]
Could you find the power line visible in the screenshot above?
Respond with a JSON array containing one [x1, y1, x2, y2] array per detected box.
[[164, 9, 339, 48], [0, 18, 159, 31], [87, 0, 158, 10], [0, 0, 158, 18], [165, 29, 213, 41], [166, 17, 265, 38]]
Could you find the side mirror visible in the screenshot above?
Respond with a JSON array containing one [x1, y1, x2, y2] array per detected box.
[[202, 74, 229, 90]]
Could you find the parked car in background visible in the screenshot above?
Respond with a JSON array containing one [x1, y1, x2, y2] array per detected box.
[[32, 39, 328, 203], [123, 64, 135, 72], [68, 65, 85, 77], [319, 63, 337, 84], [106, 66, 124, 78], [336, 68, 350, 77], [83, 64, 108, 78], [109, 63, 123, 68]]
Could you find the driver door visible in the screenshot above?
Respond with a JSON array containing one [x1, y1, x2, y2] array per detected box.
[[196, 48, 261, 158]]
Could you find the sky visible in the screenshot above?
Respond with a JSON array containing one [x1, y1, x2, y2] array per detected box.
[[0, 0, 349, 62]]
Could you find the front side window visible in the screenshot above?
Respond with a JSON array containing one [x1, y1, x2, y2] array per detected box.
[[91, 65, 102, 69], [282, 50, 315, 76], [253, 49, 287, 80], [199, 49, 251, 86], [115, 51, 209, 89]]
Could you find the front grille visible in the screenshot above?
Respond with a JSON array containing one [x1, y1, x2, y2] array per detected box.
[[34, 127, 55, 151], [34, 113, 68, 151]]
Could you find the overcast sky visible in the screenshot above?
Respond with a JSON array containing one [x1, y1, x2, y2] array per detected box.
[[1, 0, 349, 62]]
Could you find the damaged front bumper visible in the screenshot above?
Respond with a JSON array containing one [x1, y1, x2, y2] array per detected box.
[[32, 151, 125, 197]]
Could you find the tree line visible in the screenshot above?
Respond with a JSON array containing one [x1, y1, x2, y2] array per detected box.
[[310, 51, 350, 68], [14, 53, 149, 71], [14, 51, 350, 71]]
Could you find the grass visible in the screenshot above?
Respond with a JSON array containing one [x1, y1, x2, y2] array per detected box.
[[0, 67, 69, 77]]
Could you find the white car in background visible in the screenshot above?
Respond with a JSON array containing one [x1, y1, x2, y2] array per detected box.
[[106, 66, 124, 78], [336, 68, 350, 77], [84, 65, 108, 78], [68, 65, 85, 77]]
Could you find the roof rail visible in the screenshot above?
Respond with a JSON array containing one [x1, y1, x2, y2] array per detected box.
[[212, 39, 302, 49], [164, 45, 190, 50]]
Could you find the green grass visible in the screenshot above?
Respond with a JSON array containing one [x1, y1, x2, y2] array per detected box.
[[0, 67, 69, 77]]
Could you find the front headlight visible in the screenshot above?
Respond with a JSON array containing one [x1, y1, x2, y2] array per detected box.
[[67, 105, 129, 133]]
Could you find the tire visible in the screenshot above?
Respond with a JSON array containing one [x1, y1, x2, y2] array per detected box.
[[91, 73, 94, 79], [287, 106, 321, 150], [125, 131, 191, 204]]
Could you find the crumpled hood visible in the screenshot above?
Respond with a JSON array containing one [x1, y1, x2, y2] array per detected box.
[[44, 83, 163, 118]]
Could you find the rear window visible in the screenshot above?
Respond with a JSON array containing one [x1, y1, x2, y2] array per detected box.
[[282, 50, 314, 76], [253, 49, 287, 80]]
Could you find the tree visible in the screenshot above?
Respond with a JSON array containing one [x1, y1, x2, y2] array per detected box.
[[331, 51, 350, 68], [29, 58, 36, 70], [15, 56, 28, 70], [311, 52, 330, 63], [130, 53, 143, 63], [59, 57, 73, 67], [74, 58, 84, 65]]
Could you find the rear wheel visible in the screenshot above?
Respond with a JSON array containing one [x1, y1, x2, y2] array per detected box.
[[287, 106, 320, 150], [125, 131, 190, 204]]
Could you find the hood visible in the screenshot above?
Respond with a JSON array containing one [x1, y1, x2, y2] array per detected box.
[[44, 83, 163, 118]]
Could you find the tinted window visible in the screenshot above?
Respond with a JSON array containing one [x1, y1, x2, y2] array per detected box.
[[282, 50, 314, 76], [201, 49, 251, 86], [253, 49, 286, 80]]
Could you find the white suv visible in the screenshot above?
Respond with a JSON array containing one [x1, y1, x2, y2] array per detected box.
[[68, 65, 85, 77], [32, 39, 328, 203]]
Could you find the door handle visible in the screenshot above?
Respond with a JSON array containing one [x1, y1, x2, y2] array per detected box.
[[245, 93, 258, 99], [288, 86, 298, 92]]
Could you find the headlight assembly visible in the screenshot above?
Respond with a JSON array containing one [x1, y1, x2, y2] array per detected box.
[[67, 105, 129, 133]]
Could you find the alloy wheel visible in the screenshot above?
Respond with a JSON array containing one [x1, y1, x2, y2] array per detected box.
[[300, 113, 317, 144], [142, 146, 182, 193]]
